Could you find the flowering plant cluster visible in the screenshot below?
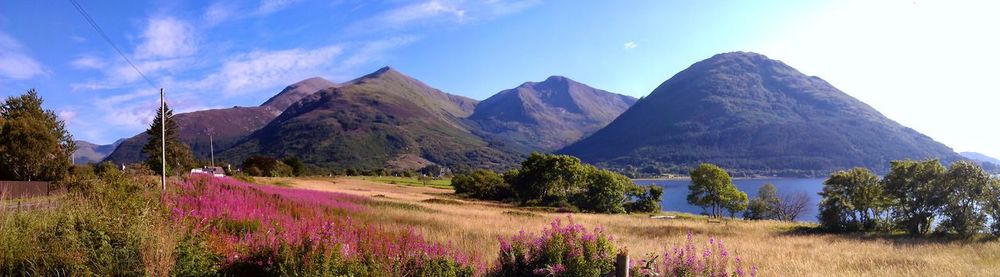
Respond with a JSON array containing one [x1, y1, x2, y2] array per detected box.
[[169, 175, 481, 275], [632, 232, 756, 277], [494, 217, 617, 276]]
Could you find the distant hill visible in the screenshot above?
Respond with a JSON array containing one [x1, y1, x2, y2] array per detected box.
[[559, 52, 963, 176], [469, 76, 636, 152], [221, 67, 522, 171], [103, 77, 338, 165], [73, 139, 122, 164], [960, 152, 1000, 165]]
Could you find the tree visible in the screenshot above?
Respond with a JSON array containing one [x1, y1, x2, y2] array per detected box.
[[818, 167, 889, 232], [510, 153, 588, 205], [778, 192, 810, 221], [282, 157, 305, 176], [745, 184, 781, 220], [940, 161, 991, 237], [986, 178, 1000, 236], [452, 169, 511, 200], [143, 102, 194, 176], [0, 89, 75, 181], [688, 163, 746, 218], [625, 185, 663, 213], [723, 188, 749, 219], [882, 159, 947, 236], [574, 168, 630, 213], [242, 156, 292, 177]]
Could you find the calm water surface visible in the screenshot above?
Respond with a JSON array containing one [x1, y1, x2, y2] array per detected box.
[[634, 178, 825, 222]]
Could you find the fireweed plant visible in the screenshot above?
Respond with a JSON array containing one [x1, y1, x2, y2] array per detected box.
[[633, 232, 757, 277], [494, 217, 618, 276], [168, 175, 483, 275]]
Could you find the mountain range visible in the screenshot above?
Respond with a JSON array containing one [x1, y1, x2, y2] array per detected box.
[[73, 139, 122, 164], [558, 52, 962, 176], [960, 152, 1000, 166], [99, 52, 972, 176], [104, 67, 633, 171]]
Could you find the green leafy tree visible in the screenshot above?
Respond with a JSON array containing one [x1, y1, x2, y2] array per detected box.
[[574, 167, 630, 213], [940, 161, 991, 237], [882, 159, 947, 236], [819, 167, 889, 232], [0, 89, 75, 181], [143, 102, 194, 176], [986, 178, 1000, 236], [723, 187, 749, 219], [745, 184, 781, 220], [510, 153, 587, 205], [688, 163, 746, 218], [625, 185, 663, 213], [452, 169, 511, 200], [282, 157, 305, 176]]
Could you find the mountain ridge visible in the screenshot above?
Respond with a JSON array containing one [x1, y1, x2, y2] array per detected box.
[[559, 51, 962, 176]]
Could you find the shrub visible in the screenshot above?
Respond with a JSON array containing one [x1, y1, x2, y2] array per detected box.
[[633, 232, 756, 277], [493, 217, 617, 277]]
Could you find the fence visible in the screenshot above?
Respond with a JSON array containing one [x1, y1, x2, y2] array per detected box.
[[0, 181, 65, 199]]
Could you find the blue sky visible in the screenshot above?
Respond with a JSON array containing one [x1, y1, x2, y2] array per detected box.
[[1, 0, 998, 158]]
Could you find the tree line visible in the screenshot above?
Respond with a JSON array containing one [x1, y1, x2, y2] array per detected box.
[[452, 153, 662, 214], [818, 159, 1000, 237]]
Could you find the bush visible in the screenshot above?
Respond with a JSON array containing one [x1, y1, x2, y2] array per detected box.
[[0, 170, 169, 275], [453, 170, 511, 200], [242, 156, 293, 177], [493, 217, 617, 277]]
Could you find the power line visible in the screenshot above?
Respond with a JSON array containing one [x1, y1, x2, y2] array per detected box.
[[67, 0, 158, 89]]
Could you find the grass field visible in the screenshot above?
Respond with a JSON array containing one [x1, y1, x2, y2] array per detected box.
[[262, 176, 1000, 277], [342, 175, 452, 189]]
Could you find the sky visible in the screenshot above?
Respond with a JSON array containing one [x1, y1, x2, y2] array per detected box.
[[0, 0, 998, 158]]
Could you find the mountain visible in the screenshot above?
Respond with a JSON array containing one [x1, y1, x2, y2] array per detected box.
[[221, 67, 521, 171], [102, 77, 338, 164], [559, 52, 962, 176], [468, 76, 636, 152], [73, 139, 122, 164], [960, 152, 1000, 165]]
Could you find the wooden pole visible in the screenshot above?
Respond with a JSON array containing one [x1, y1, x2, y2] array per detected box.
[[160, 88, 166, 191], [615, 250, 630, 277]]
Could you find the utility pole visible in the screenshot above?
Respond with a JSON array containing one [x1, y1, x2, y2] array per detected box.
[[160, 88, 166, 191], [210, 134, 215, 168]]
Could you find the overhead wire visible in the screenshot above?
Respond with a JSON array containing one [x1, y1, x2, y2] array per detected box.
[[67, 0, 158, 89]]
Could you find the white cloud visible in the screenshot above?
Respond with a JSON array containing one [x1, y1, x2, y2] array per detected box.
[[203, 2, 235, 26], [57, 110, 78, 122], [350, 0, 538, 33], [203, 45, 344, 95], [0, 32, 45, 80], [623, 41, 637, 50], [136, 17, 197, 59], [71, 55, 105, 70]]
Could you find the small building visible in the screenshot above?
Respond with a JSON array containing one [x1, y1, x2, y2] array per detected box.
[[191, 166, 226, 177]]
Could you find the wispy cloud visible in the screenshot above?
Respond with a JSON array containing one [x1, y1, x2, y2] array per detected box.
[[71, 55, 105, 70], [205, 45, 344, 96], [623, 41, 637, 50], [349, 0, 539, 34], [0, 31, 45, 80], [255, 0, 300, 15]]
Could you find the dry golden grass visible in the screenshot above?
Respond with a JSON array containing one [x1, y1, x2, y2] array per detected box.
[[262, 177, 1000, 276]]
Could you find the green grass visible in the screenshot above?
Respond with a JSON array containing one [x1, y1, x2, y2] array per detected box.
[[353, 176, 452, 189]]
